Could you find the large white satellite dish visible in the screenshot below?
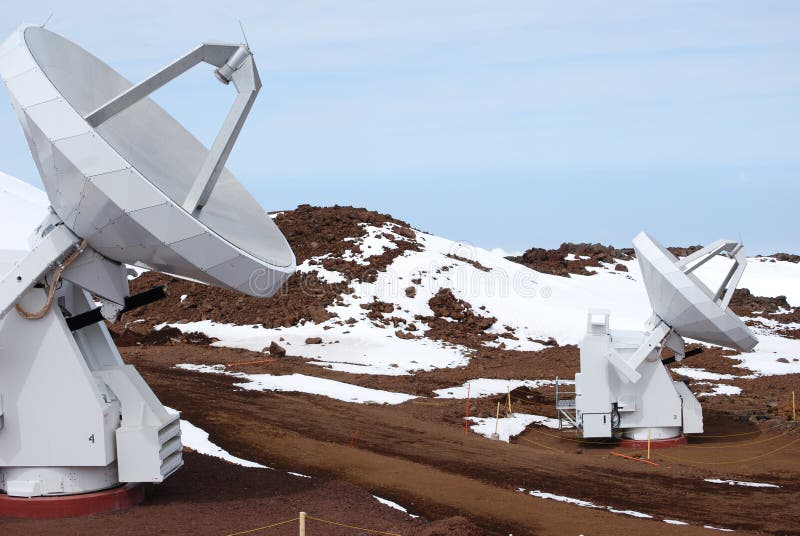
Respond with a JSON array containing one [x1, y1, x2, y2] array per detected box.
[[0, 25, 295, 512], [634, 233, 757, 352], [561, 233, 758, 442], [1, 26, 294, 297]]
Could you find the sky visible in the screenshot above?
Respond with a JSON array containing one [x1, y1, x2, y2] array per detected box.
[[1, 1, 798, 255]]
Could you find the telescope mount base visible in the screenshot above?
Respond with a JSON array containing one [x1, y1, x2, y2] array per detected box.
[[0, 483, 144, 519], [617, 435, 688, 450]]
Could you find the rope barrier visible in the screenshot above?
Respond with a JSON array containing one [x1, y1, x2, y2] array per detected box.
[[225, 514, 404, 535], [227, 358, 278, 367], [656, 437, 800, 466], [225, 517, 299, 536], [306, 515, 403, 535], [677, 430, 789, 449], [687, 422, 787, 438], [517, 435, 567, 453], [610, 451, 659, 467]]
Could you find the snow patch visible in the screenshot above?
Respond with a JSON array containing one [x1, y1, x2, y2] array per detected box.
[[520, 488, 651, 519], [697, 383, 743, 397], [728, 330, 800, 376], [433, 378, 565, 399], [176, 364, 416, 405], [296, 255, 347, 284], [673, 367, 743, 381], [705, 478, 779, 488], [373, 495, 419, 518], [469, 412, 566, 442]]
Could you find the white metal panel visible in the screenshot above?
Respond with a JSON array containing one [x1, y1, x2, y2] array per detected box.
[[674, 381, 703, 434], [0, 288, 116, 468], [4, 68, 58, 108], [205, 254, 259, 291], [0, 46, 34, 81], [25, 98, 93, 141], [0, 173, 49, 252], [89, 168, 163, 213], [19, 110, 59, 200], [62, 250, 129, 305], [52, 140, 89, 228], [53, 133, 128, 178], [90, 213, 164, 250], [0, 29, 24, 58], [581, 414, 611, 438], [235, 263, 288, 297], [72, 179, 126, 237], [170, 233, 239, 271], [128, 203, 205, 245]]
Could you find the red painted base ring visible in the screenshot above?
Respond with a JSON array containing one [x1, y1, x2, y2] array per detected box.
[[617, 435, 688, 450], [0, 483, 144, 519]]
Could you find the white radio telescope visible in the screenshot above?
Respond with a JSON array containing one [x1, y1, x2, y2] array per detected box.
[[561, 232, 757, 442], [0, 25, 294, 511]]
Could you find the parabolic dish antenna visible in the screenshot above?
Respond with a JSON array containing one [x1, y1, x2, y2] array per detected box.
[[0, 24, 296, 511], [1, 26, 294, 297], [634, 232, 758, 352]]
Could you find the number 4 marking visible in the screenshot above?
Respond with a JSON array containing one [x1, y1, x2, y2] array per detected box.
[[89, 434, 95, 444]]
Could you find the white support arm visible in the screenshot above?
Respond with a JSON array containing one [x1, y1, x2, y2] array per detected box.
[[717, 243, 746, 308], [83, 42, 262, 215], [677, 239, 747, 309], [182, 53, 261, 214], [84, 43, 242, 127], [606, 321, 670, 383]]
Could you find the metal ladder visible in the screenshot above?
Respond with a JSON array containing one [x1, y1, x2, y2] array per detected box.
[[555, 377, 580, 431]]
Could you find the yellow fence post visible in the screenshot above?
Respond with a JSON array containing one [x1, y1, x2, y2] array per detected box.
[[299, 512, 306, 536], [647, 428, 651, 461], [491, 401, 501, 440]]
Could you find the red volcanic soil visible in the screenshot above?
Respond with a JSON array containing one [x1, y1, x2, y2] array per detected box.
[[8, 341, 795, 535], [7, 339, 798, 534], [0, 451, 482, 535]]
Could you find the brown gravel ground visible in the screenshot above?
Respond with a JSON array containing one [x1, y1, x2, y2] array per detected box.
[[6, 342, 794, 535]]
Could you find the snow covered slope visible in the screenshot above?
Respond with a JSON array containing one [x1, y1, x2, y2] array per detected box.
[[1, 183, 796, 380], [148, 207, 800, 379]]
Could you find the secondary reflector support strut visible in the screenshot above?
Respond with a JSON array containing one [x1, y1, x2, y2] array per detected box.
[[83, 42, 261, 215]]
